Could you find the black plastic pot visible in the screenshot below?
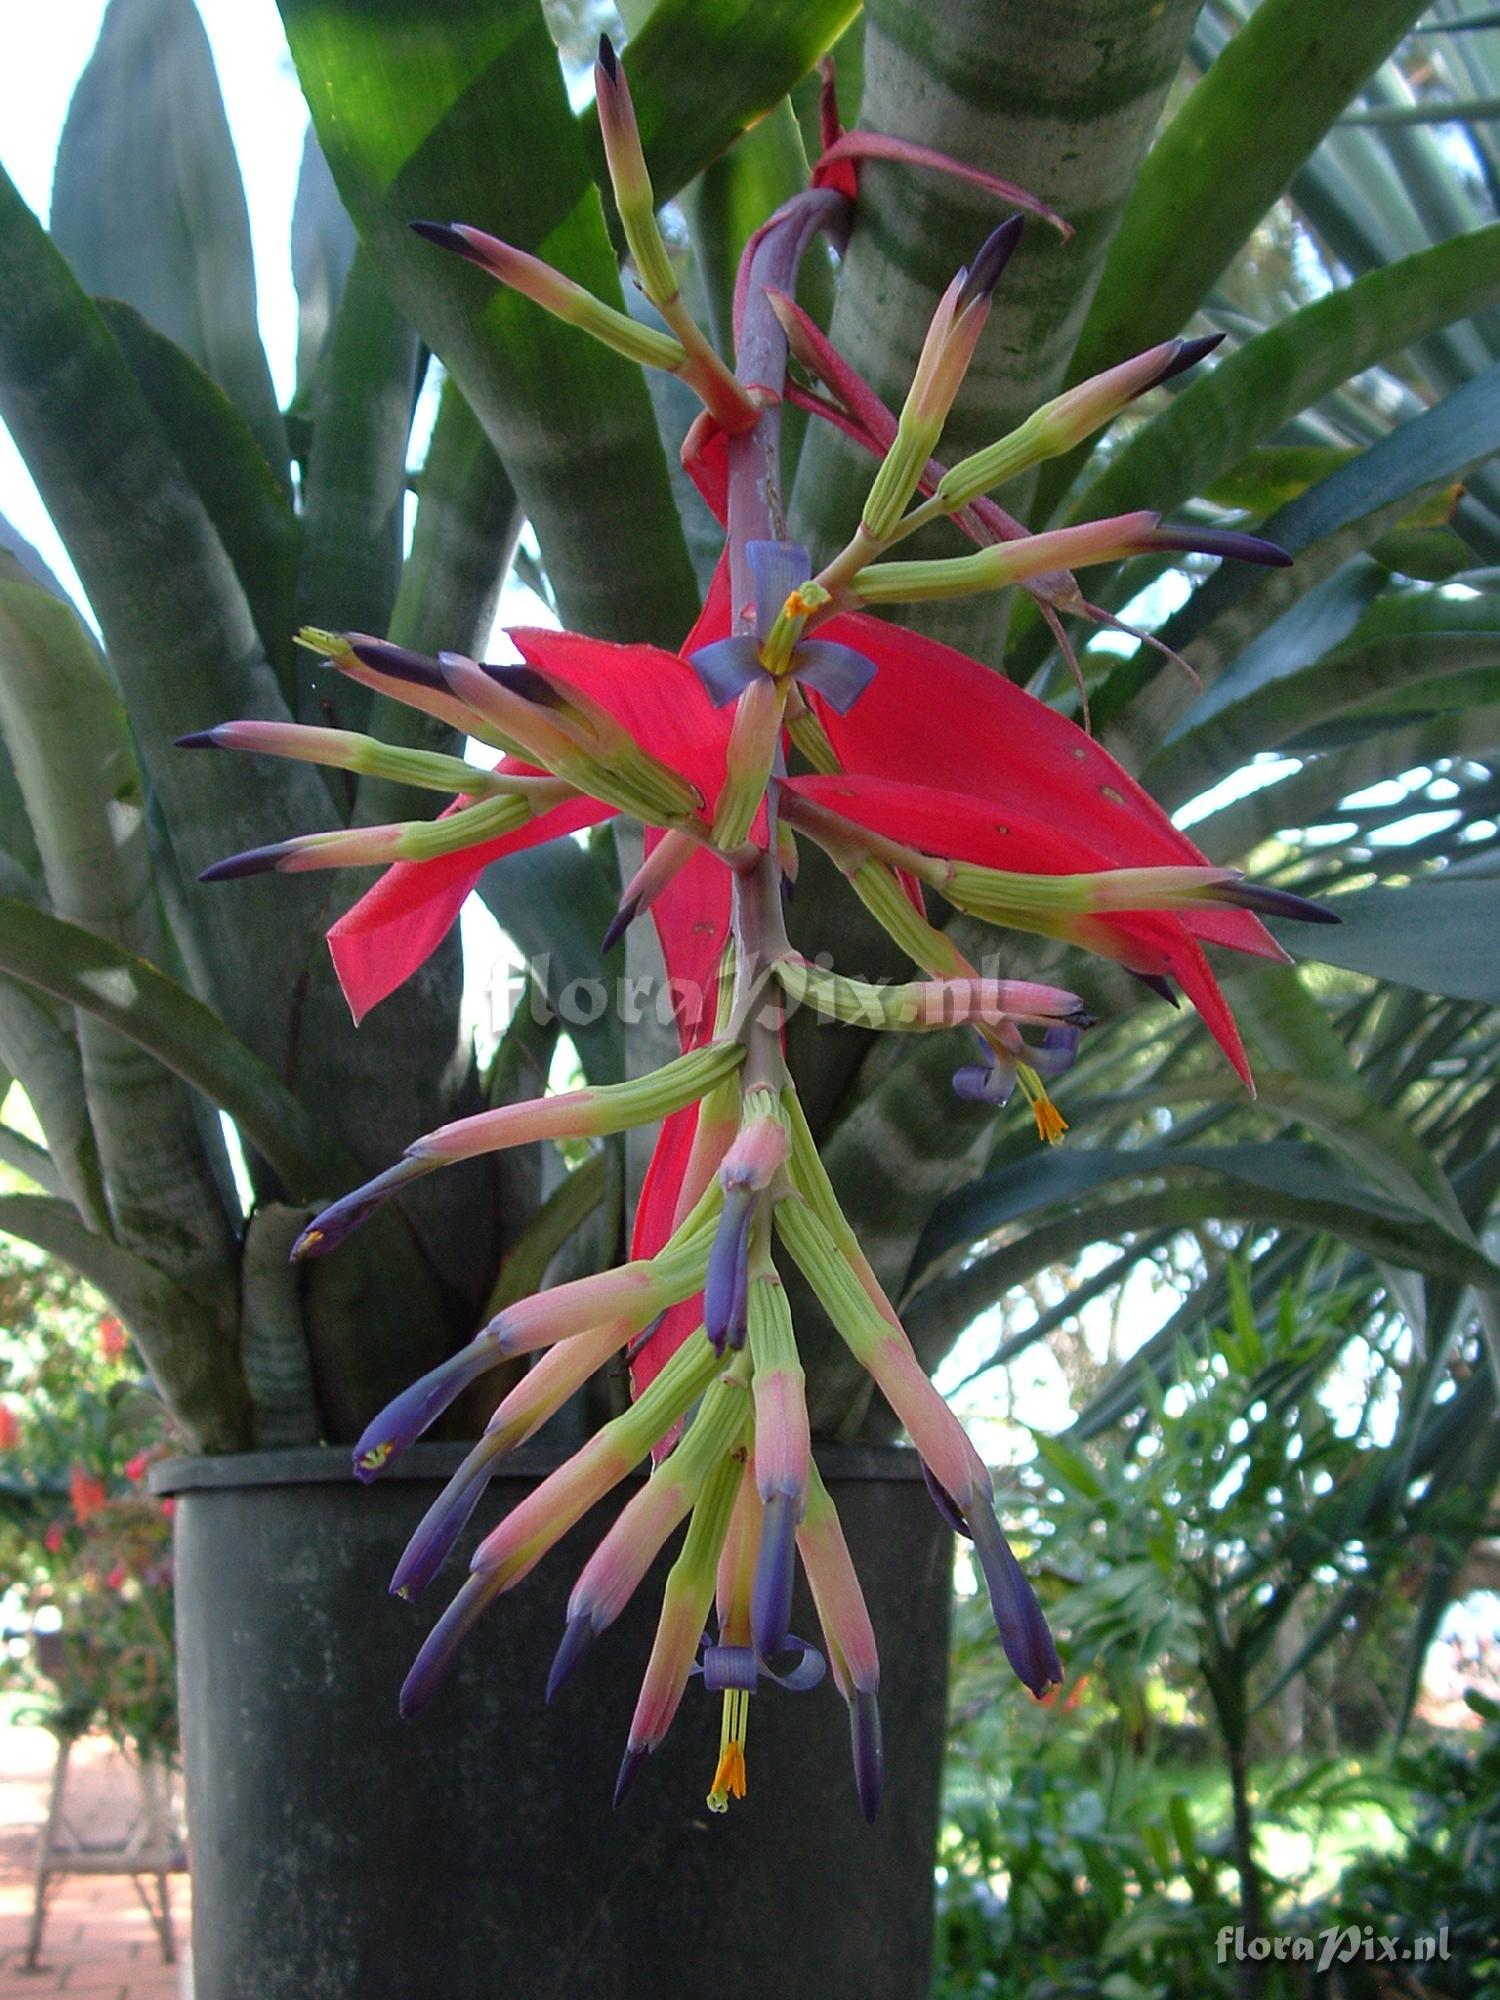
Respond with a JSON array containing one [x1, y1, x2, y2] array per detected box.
[[156, 1442, 952, 2000]]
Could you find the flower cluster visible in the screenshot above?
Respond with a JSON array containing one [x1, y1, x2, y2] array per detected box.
[[187, 43, 1332, 1818]]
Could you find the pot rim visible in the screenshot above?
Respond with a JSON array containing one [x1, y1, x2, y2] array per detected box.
[[151, 1439, 925, 1496]]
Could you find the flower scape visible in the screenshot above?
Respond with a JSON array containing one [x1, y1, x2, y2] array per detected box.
[[184, 45, 1333, 1820]]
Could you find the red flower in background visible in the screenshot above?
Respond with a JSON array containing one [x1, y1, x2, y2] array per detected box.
[[68, 1465, 108, 1526]]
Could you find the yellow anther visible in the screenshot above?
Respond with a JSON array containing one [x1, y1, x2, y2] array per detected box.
[[1017, 1062, 1067, 1145], [1032, 1097, 1067, 1144], [357, 1439, 394, 1475], [707, 1740, 747, 1813], [706, 1687, 750, 1812]]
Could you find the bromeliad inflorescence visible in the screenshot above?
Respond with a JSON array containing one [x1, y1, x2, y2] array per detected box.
[[185, 41, 1335, 1819]]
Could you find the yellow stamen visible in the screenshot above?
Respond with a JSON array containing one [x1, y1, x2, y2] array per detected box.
[[783, 583, 829, 622], [706, 1687, 750, 1812], [1017, 1063, 1068, 1145]]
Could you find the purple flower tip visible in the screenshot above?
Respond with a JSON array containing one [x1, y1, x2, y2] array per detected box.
[[850, 1690, 884, 1824], [1154, 527, 1292, 569], [352, 1340, 502, 1484], [920, 1461, 972, 1540], [1156, 331, 1225, 385], [967, 1499, 1062, 1700], [347, 634, 447, 689], [389, 1458, 497, 1599], [1213, 880, 1340, 925], [704, 1189, 753, 1356], [197, 844, 286, 883], [398, 1572, 494, 1718], [600, 894, 639, 956], [596, 32, 618, 81], [547, 1616, 597, 1703], [750, 1489, 799, 1659], [1132, 970, 1180, 1009], [479, 661, 566, 708], [291, 1158, 427, 1262], [955, 214, 1023, 313], [612, 1743, 647, 1809], [409, 220, 472, 258], [174, 728, 222, 750]]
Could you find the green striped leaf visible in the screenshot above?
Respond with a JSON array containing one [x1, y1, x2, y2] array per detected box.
[[0, 894, 349, 1200], [1041, 0, 1430, 520], [97, 300, 300, 687], [50, 0, 288, 492]]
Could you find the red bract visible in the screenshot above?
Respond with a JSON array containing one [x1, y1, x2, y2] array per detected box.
[[328, 788, 609, 1023]]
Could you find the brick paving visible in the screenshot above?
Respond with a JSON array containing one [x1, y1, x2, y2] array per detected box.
[[0, 1725, 189, 1999]]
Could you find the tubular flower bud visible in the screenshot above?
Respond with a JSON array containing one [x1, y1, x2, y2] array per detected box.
[[550, 1359, 752, 1697], [290, 1041, 743, 1259], [773, 957, 1090, 1034], [746, 1252, 808, 1660], [437, 651, 705, 830], [797, 1463, 883, 1821], [409, 220, 689, 374], [848, 512, 1290, 610], [298, 628, 517, 753], [931, 333, 1223, 514], [176, 719, 517, 798], [592, 39, 758, 432], [859, 222, 1022, 548], [616, 1445, 746, 1805], [467, 1332, 724, 1589], [198, 791, 556, 882]]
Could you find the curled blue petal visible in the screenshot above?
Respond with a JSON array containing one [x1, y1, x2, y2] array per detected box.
[[790, 639, 879, 715], [746, 540, 811, 638], [701, 1644, 759, 1693], [688, 636, 764, 708], [764, 1637, 826, 1693], [952, 1032, 1017, 1106], [697, 1636, 825, 1692], [1027, 1023, 1082, 1079]]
